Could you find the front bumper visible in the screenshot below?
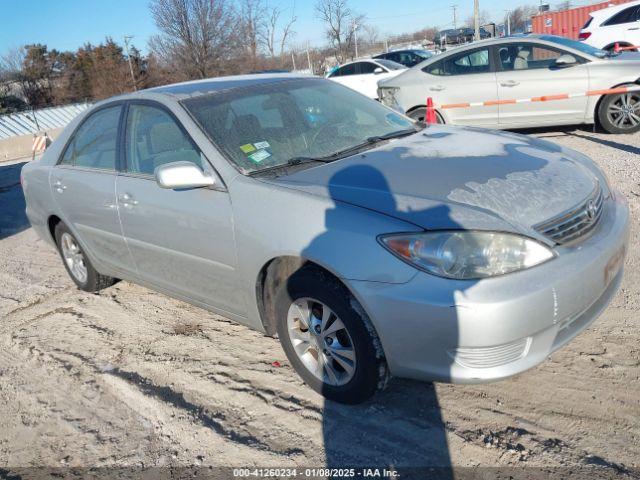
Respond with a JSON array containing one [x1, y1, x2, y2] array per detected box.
[[348, 192, 629, 383]]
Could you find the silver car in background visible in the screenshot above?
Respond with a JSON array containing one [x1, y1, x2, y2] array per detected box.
[[22, 75, 629, 404], [379, 35, 640, 134]]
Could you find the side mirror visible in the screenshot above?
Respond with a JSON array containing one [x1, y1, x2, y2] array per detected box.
[[154, 161, 215, 189], [373, 67, 385, 74], [553, 54, 578, 68]]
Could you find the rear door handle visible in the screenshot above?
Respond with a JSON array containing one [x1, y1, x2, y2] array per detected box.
[[429, 85, 446, 91], [628, 27, 639, 30], [500, 80, 520, 87], [53, 179, 67, 194]]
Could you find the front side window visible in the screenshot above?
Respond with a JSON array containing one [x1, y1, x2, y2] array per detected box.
[[60, 106, 120, 170], [498, 44, 564, 71], [125, 104, 202, 176], [182, 78, 417, 174], [425, 48, 490, 76]]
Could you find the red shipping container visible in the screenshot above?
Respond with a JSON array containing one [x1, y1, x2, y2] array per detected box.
[[532, 0, 634, 39]]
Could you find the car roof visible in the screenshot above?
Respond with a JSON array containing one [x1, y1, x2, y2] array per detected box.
[[590, 0, 640, 18], [107, 73, 312, 102]]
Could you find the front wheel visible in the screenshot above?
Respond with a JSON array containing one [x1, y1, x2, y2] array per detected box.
[[275, 267, 387, 404], [598, 90, 640, 134]]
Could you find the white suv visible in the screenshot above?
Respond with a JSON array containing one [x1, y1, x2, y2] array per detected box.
[[579, 0, 640, 51]]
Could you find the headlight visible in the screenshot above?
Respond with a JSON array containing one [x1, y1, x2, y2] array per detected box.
[[378, 87, 401, 110], [380, 231, 555, 280]]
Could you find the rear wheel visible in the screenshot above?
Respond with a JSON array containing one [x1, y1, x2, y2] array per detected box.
[[54, 222, 116, 292], [275, 267, 387, 404], [598, 90, 640, 134], [407, 107, 444, 124]]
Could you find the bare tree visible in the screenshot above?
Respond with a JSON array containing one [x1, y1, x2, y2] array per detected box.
[[240, 0, 267, 69], [505, 6, 537, 34], [260, 3, 297, 58], [315, 0, 364, 63], [149, 0, 241, 79], [465, 11, 491, 28]]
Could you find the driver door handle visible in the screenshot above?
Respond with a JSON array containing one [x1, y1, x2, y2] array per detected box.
[[429, 85, 446, 91], [500, 80, 520, 87]]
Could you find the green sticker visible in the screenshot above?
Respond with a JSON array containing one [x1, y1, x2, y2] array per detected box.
[[248, 149, 271, 163], [240, 143, 256, 153]]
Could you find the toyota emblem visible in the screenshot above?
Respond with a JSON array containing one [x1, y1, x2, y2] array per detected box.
[[586, 200, 597, 221]]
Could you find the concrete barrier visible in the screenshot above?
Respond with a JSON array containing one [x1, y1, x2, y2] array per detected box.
[[0, 128, 63, 162]]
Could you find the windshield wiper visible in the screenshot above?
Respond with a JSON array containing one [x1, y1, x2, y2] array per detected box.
[[366, 127, 421, 143], [249, 128, 420, 177], [248, 156, 334, 177]]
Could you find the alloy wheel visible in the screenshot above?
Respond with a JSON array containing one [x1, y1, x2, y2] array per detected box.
[[286, 297, 357, 386], [607, 93, 640, 130], [60, 232, 88, 284]]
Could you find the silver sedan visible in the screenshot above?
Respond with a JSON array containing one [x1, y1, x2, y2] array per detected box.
[[22, 75, 629, 403], [379, 35, 640, 134]]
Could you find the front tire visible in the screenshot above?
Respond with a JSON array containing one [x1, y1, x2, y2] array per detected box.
[[54, 222, 116, 292], [598, 89, 640, 134], [275, 267, 387, 404]]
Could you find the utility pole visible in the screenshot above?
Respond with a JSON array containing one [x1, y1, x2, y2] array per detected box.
[[505, 11, 511, 36], [474, 0, 480, 41], [353, 23, 359, 59], [451, 4, 458, 29], [306, 42, 312, 74], [123, 35, 137, 91]]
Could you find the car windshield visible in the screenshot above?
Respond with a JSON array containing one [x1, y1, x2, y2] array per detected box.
[[376, 59, 405, 70], [182, 78, 418, 174], [540, 35, 607, 58]]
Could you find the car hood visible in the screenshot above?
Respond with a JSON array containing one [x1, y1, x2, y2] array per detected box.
[[267, 125, 598, 235], [608, 51, 640, 62]]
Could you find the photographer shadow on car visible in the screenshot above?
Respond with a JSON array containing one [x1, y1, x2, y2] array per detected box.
[[285, 162, 486, 476]]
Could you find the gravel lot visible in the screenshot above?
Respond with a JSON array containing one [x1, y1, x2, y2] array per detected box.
[[0, 127, 638, 478]]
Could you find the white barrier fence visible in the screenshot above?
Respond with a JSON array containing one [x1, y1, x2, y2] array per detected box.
[[0, 102, 92, 140]]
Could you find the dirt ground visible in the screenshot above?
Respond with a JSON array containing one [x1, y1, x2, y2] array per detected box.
[[0, 127, 638, 478]]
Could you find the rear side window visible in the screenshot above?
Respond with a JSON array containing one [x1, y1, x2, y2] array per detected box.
[[424, 48, 490, 76], [358, 62, 379, 74], [332, 63, 356, 77], [59, 106, 120, 170], [124, 104, 202, 176], [604, 6, 640, 25]]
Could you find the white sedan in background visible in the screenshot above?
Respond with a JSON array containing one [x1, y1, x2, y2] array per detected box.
[[379, 35, 640, 134], [326, 59, 406, 99], [579, 0, 640, 52]]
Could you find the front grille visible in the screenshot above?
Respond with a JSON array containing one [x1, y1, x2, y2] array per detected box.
[[534, 184, 604, 244], [449, 338, 531, 369]]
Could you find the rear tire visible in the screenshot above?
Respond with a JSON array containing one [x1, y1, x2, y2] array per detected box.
[[275, 266, 387, 404], [407, 107, 444, 124], [598, 89, 640, 134], [54, 222, 116, 292]]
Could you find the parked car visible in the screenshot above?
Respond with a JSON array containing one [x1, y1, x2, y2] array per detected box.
[[458, 27, 492, 43], [326, 58, 406, 99], [435, 29, 464, 46], [379, 34, 640, 133], [579, 0, 640, 51], [373, 49, 434, 67], [22, 74, 629, 404]]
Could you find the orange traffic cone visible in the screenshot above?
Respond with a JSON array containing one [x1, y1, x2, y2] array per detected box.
[[425, 97, 437, 124]]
